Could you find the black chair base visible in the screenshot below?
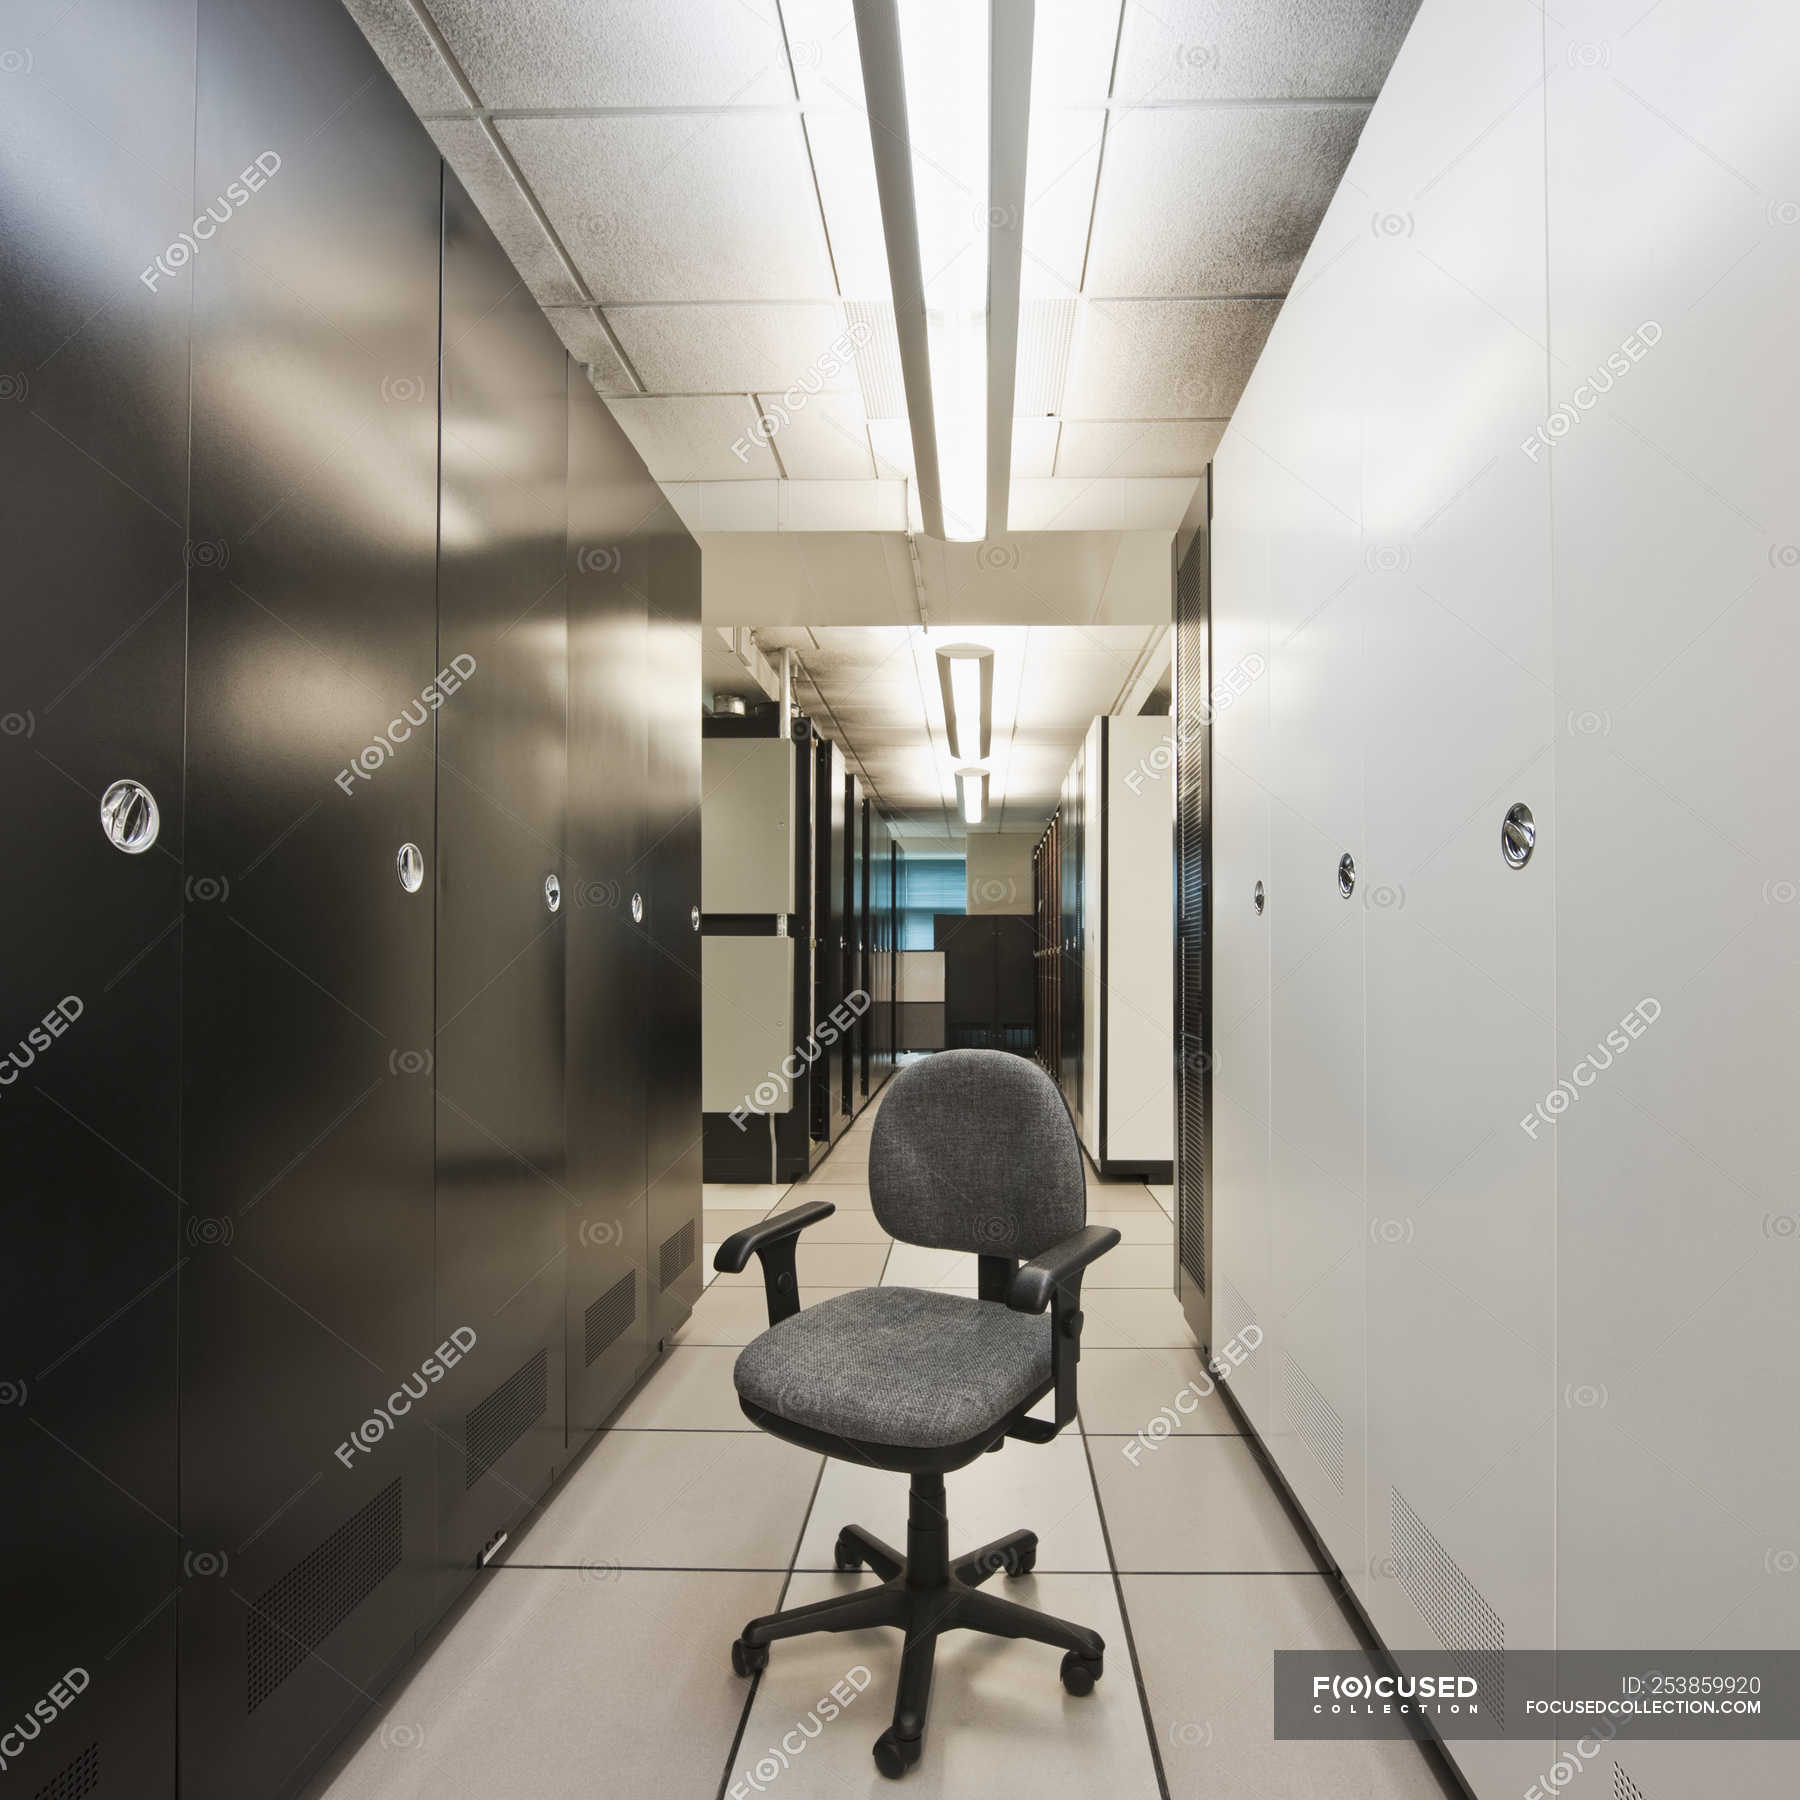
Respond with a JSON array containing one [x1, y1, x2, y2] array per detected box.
[[730, 1471, 1105, 1780]]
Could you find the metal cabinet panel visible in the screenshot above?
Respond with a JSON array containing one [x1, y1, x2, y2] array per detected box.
[[0, 2, 194, 1793], [646, 532, 702, 1340], [177, 3, 443, 1793], [816, 739, 848, 1139], [700, 739, 795, 916], [432, 169, 570, 1580], [565, 368, 654, 1436]]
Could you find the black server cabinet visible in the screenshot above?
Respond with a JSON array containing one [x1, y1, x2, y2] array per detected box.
[[844, 775, 865, 1110], [0, 3, 194, 1793], [1059, 749, 1085, 1128], [646, 532, 703, 1340], [177, 5, 444, 1795], [566, 373, 654, 1432], [432, 170, 570, 1581], [856, 794, 872, 1097]]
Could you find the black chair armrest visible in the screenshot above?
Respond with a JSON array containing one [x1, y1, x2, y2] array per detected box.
[[1003, 1224, 1121, 1441], [713, 1200, 836, 1326], [1005, 1225, 1121, 1314]]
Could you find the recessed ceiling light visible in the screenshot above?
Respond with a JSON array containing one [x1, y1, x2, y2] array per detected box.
[[956, 766, 989, 826], [935, 643, 993, 761]]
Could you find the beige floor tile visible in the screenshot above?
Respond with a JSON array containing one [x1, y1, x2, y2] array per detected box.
[[1076, 1345, 1241, 1436], [672, 1285, 854, 1346], [1079, 1286, 1202, 1348], [611, 1346, 756, 1431]]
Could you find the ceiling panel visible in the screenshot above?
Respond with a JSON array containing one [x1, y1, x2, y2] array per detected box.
[[1061, 297, 1280, 417], [1112, 0, 1421, 105], [780, 0, 866, 110], [1020, 108, 1106, 299], [865, 418, 914, 480], [1085, 104, 1370, 297], [429, 120, 584, 305], [344, 0, 469, 114], [754, 389, 874, 478], [426, 0, 791, 109], [1056, 418, 1227, 477], [801, 110, 892, 298], [1012, 419, 1062, 478], [542, 307, 637, 392], [607, 301, 853, 393], [604, 394, 775, 480], [1031, 0, 1126, 107], [1007, 476, 1198, 531], [499, 113, 837, 302]]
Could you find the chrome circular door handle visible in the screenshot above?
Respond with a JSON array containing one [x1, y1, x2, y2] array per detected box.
[[1337, 853, 1356, 899], [630, 891, 644, 924], [691, 903, 701, 932], [1501, 802, 1536, 869], [544, 872, 562, 913], [100, 778, 160, 855], [1254, 880, 1265, 915], [396, 842, 424, 893]]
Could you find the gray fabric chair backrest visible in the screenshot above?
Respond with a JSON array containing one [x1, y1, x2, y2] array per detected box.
[[869, 1050, 1086, 1260]]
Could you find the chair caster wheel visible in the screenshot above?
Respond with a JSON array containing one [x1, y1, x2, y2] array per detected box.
[[1060, 1649, 1102, 1695], [833, 1530, 863, 1572], [872, 1728, 922, 1779], [731, 1637, 769, 1677], [1003, 1538, 1037, 1577]]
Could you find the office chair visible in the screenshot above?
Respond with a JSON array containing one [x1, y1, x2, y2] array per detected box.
[[712, 1049, 1121, 1779]]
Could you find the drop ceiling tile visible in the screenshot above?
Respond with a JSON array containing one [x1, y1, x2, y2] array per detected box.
[[1056, 419, 1226, 478], [866, 418, 916, 479], [781, 481, 909, 531], [1008, 477, 1198, 531], [802, 110, 892, 297], [498, 113, 837, 302], [780, 0, 865, 108], [343, 0, 470, 114], [753, 390, 874, 478], [1022, 108, 1106, 299], [1112, 0, 1420, 106], [1012, 419, 1062, 478], [429, 120, 584, 305], [426, 0, 792, 108], [1061, 297, 1280, 418], [606, 303, 855, 395], [604, 395, 775, 480], [542, 307, 638, 392], [1032, 0, 1127, 106], [1086, 104, 1370, 296]]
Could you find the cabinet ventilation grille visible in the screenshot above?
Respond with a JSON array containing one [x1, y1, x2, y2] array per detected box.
[[584, 1271, 636, 1367], [465, 1347, 548, 1489], [33, 1744, 99, 1800], [1214, 1277, 1258, 1363], [1390, 1487, 1505, 1726], [246, 1479, 402, 1712], [659, 1220, 696, 1292], [1282, 1351, 1345, 1493], [1613, 1767, 1647, 1800]]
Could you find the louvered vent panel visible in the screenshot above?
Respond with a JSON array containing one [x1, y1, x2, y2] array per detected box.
[[246, 1479, 402, 1712], [843, 301, 905, 419], [659, 1220, 695, 1292], [584, 1270, 637, 1368], [1281, 1351, 1346, 1493], [32, 1745, 99, 1800], [1015, 298, 1077, 417], [1613, 1767, 1647, 1800], [1390, 1487, 1505, 1727], [464, 1348, 548, 1489]]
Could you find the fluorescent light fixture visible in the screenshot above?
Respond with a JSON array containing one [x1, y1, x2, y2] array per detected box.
[[956, 767, 990, 827], [893, 5, 989, 541], [934, 643, 993, 761]]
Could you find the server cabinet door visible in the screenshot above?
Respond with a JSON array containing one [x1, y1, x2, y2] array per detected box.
[[566, 372, 653, 1432], [857, 798, 873, 1095], [646, 529, 703, 1340], [433, 170, 570, 1581], [0, 3, 193, 1792], [177, 6, 442, 1794], [843, 775, 864, 1111]]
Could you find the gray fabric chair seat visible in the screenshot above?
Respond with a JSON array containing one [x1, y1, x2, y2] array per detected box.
[[734, 1287, 1054, 1450]]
